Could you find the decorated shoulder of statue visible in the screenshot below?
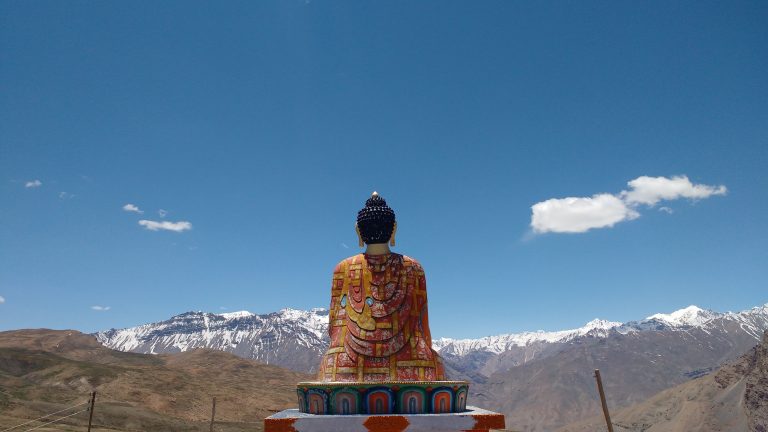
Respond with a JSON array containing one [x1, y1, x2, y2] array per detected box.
[[297, 193, 469, 415]]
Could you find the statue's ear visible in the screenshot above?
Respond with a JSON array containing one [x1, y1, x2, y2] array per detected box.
[[390, 222, 397, 247], [356, 223, 364, 248]]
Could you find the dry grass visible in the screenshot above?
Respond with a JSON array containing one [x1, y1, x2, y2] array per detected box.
[[0, 329, 311, 432]]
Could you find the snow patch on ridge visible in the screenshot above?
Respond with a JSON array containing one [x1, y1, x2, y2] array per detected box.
[[433, 318, 622, 355], [219, 311, 254, 319], [647, 305, 720, 327]]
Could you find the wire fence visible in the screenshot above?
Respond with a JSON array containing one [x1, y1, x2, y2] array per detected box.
[[0, 394, 262, 432], [0, 401, 90, 432], [22, 409, 90, 432]]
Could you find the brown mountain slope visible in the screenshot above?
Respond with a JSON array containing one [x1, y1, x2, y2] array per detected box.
[[0, 329, 310, 431], [559, 330, 768, 432], [475, 326, 762, 431]]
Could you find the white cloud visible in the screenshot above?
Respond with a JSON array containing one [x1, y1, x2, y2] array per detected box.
[[25, 180, 42, 188], [59, 191, 75, 200], [531, 194, 639, 233], [138, 219, 192, 232], [122, 203, 144, 214], [91, 305, 110, 311], [621, 175, 727, 206], [0, 296, 5, 304], [530, 175, 726, 234], [158, 209, 168, 218]]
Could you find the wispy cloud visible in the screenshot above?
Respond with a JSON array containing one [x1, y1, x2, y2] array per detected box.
[[122, 203, 144, 214], [91, 305, 110, 311], [138, 220, 192, 232], [25, 180, 42, 188], [158, 209, 168, 218], [59, 191, 75, 200], [530, 175, 726, 234], [0, 295, 5, 304], [341, 242, 350, 249], [621, 175, 727, 206]]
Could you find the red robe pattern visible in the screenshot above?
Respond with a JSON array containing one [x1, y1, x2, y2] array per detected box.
[[318, 253, 446, 382]]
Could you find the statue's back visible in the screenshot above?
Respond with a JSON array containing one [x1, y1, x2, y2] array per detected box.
[[318, 252, 445, 382]]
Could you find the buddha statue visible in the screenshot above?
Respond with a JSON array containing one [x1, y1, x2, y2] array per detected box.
[[296, 193, 467, 416], [317, 192, 446, 382]]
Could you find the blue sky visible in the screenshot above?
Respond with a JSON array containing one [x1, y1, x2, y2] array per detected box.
[[1, 1, 766, 338]]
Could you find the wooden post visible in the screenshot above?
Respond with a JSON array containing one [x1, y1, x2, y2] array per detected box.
[[210, 397, 216, 432], [87, 391, 96, 432], [594, 370, 614, 432]]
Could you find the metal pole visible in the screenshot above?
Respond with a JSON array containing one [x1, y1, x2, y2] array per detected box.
[[87, 391, 96, 432], [594, 370, 614, 432], [210, 397, 216, 432]]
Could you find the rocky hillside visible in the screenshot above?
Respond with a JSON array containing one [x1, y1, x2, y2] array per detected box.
[[474, 321, 765, 431], [559, 330, 768, 432], [0, 329, 310, 432]]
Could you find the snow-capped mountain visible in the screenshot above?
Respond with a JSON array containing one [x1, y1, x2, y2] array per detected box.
[[93, 302, 768, 432], [645, 305, 719, 327], [433, 304, 768, 380], [96, 303, 768, 376], [616, 303, 768, 338], [433, 318, 622, 356], [95, 308, 329, 372], [435, 304, 768, 358]]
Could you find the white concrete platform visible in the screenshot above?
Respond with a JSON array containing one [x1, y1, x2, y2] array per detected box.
[[264, 405, 505, 432]]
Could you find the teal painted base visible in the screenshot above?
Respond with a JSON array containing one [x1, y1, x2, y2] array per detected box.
[[296, 380, 470, 415]]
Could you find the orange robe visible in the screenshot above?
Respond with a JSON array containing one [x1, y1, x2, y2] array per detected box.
[[318, 253, 446, 382]]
